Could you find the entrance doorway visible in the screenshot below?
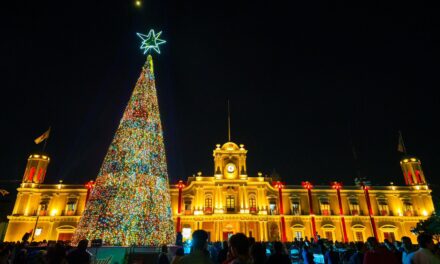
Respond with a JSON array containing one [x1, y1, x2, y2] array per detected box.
[[57, 233, 73, 241], [223, 232, 233, 241]]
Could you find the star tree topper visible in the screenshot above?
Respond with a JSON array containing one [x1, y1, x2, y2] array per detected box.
[[136, 29, 166, 54]]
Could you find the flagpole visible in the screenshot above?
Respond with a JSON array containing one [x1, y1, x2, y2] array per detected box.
[[31, 215, 39, 241], [42, 127, 51, 154], [399, 130, 407, 155]]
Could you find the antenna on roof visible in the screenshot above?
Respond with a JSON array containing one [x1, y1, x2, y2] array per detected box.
[[227, 99, 231, 142]]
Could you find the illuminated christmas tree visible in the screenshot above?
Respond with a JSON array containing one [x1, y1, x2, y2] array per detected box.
[[73, 30, 174, 246]]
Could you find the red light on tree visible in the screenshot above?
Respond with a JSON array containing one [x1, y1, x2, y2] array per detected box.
[[301, 181, 313, 190]]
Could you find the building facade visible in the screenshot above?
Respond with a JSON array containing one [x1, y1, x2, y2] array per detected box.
[[4, 142, 435, 243], [169, 142, 434, 243], [4, 154, 89, 242]]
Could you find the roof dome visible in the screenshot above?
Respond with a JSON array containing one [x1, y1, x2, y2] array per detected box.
[[221, 142, 240, 151]]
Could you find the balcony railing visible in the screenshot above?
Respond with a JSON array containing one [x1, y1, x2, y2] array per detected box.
[[204, 207, 213, 215], [38, 210, 47, 216], [66, 210, 76, 216]]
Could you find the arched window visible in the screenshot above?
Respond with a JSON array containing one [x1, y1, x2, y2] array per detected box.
[[319, 197, 331, 215], [348, 196, 360, 216], [249, 195, 257, 213], [268, 198, 278, 215], [226, 195, 235, 212], [204, 196, 213, 214], [38, 197, 51, 216], [402, 197, 414, 216], [380, 225, 397, 243], [351, 224, 366, 242], [321, 224, 336, 241], [377, 196, 389, 216]]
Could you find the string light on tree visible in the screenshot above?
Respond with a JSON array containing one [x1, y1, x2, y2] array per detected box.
[[72, 30, 174, 246]]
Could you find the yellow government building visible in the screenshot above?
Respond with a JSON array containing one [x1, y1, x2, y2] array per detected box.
[[3, 141, 435, 244]]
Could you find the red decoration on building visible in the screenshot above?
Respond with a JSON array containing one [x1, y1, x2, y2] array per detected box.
[[36, 168, 44, 182], [176, 180, 185, 233], [28, 167, 36, 182], [274, 181, 287, 242], [302, 181, 317, 240], [85, 180, 95, 202], [361, 184, 378, 239], [332, 181, 348, 243]]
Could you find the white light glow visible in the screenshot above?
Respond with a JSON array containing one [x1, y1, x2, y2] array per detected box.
[[182, 228, 191, 240]]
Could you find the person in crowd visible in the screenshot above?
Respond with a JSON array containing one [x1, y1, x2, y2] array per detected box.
[[157, 244, 170, 264], [66, 239, 91, 264], [249, 242, 266, 264], [266, 241, 291, 264], [171, 247, 184, 264], [363, 237, 399, 264], [412, 233, 440, 264], [180, 230, 214, 264], [218, 241, 229, 264], [348, 241, 365, 264], [324, 242, 339, 264], [301, 244, 314, 264], [401, 236, 416, 264], [248, 237, 256, 249], [46, 241, 67, 264], [226, 233, 250, 264]]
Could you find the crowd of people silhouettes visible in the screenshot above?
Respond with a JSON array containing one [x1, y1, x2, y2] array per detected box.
[[1, 231, 440, 263]]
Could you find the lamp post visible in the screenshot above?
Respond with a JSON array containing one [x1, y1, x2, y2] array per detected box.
[[332, 181, 348, 242], [361, 183, 378, 239], [176, 180, 185, 233], [302, 181, 317, 240], [274, 181, 287, 242]]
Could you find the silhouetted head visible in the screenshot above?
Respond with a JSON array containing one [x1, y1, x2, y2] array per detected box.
[[417, 233, 434, 250], [401, 236, 412, 251], [366, 237, 379, 250], [175, 247, 184, 256], [78, 240, 88, 251], [229, 233, 249, 256], [192, 230, 209, 250], [273, 241, 284, 254]]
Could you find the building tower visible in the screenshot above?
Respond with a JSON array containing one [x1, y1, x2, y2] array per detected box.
[[22, 154, 50, 184], [72, 33, 174, 246], [213, 142, 248, 180], [400, 156, 426, 185]]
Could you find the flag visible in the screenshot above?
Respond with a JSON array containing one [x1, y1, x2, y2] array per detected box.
[[398, 131, 406, 153], [34, 128, 50, 144]]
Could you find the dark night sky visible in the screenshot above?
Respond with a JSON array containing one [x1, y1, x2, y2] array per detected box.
[[1, 1, 440, 199]]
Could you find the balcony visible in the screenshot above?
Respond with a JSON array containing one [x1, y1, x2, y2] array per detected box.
[[226, 207, 236, 213], [38, 210, 47, 216], [66, 210, 76, 216], [380, 210, 389, 216]]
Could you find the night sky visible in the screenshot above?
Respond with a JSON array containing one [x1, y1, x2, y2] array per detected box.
[[1, 1, 439, 201]]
